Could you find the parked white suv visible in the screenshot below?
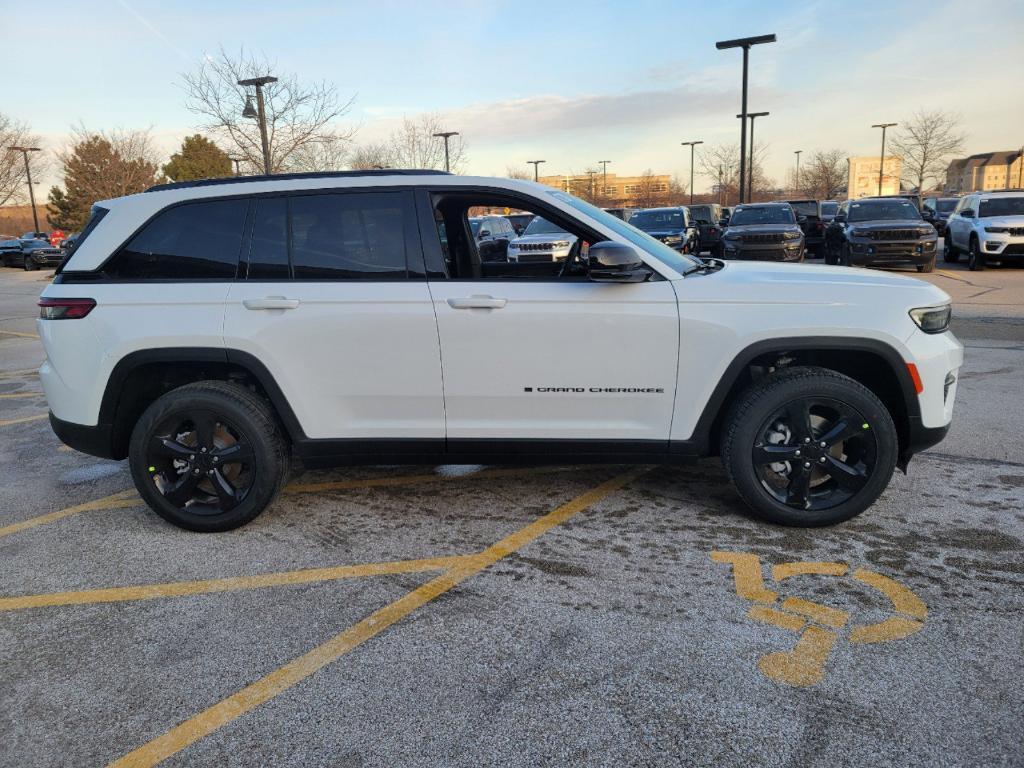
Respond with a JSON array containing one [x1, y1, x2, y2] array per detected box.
[[39, 170, 963, 531], [945, 191, 1024, 270]]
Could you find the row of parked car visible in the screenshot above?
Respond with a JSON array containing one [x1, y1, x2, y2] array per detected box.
[[0, 230, 77, 270]]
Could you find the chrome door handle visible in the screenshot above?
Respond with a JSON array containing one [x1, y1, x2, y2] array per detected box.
[[447, 296, 507, 310], [243, 297, 300, 310]]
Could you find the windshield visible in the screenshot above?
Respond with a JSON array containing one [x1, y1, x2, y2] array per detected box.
[[787, 201, 818, 216], [730, 206, 795, 225], [820, 201, 839, 215], [689, 206, 714, 223], [979, 197, 1024, 217], [936, 198, 959, 213], [628, 209, 684, 231], [546, 190, 701, 274], [848, 200, 921, 222], [523, 216, 570, 236]]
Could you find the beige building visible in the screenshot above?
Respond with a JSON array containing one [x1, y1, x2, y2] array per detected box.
[[537, 172, 672, 207], [847, 156, 903, 199], [945, 151, 1023, 193]]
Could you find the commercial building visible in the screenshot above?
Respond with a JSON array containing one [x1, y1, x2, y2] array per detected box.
[[537, 172, 672, 207], [945, 151, 1024, 193], [847, 156, 903, 199]]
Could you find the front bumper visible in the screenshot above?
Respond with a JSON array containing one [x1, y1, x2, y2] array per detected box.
[[978, 235, 1024, 258], [848, 238, 937, 266], [29, 251, 62, 266], [722, 240, 804, 261]]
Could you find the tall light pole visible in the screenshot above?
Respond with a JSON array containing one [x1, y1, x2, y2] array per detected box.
[[716, 34, 776, 204], [432, 131, 459, 172], [872, 122, 897, 196], [238, 75, 278, 175], [586, 170, 597, 200], [8, 146, 42, 233], [228, 156, 244, 176], [527, 160, 546, 182], [737, 112, 768, 201], [680, 140, 703, 205], [598, 160, 611, 196], [793, 150, 802, 194]]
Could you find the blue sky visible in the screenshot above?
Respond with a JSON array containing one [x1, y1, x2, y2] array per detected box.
[[6, 0, 1024, 191]]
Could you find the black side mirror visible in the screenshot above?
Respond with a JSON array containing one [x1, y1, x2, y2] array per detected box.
[[834, 214, 847, 224], [797, 215, 808, 224], [588, 242, 652, 283], [719, 217, 729, 226], [478, 229, 491, 238]]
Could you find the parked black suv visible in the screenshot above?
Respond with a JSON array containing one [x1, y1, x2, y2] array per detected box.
[[785, 199, 825, 256], [627, 207, 700, 254], [825, 197, 938, 272], [688, 203, 724, 254], [19, 240, 63, 270], [720, 203, 805, 261], [922, 196, 959, 237]]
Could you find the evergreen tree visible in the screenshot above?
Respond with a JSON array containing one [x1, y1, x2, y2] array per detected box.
[[162, 134, 233, 182]]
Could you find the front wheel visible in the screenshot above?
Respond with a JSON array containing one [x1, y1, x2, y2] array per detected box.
[[968, 238, 985, 271], [943, 236, 960, 263], [720, 366, 898, 526], [129, 381, 289, 531], [23, 258, 38, 271]]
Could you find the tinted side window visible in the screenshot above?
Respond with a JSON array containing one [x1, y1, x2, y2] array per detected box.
[[248, 197, 289, 280], [290, 191, 413, 280], [108, 199, 247, 279]]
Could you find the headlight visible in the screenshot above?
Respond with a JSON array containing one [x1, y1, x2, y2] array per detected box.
[[723, 231, 741, 240], [783, 231, 801, 240], [847, 228, 866, 237], [985, 227, 1008, 234], [909, 305, 951, 334], [917, 228, 933, 237], [552, 241, 570, 248], [663, 234, 682, 243]]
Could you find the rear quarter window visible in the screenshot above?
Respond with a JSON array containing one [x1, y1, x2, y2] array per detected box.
[[105, 199, 247, 280]]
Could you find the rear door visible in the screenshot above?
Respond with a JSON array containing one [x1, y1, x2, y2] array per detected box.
[[224, 189, 444, 442]]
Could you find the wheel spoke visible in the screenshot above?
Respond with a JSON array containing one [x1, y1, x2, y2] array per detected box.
[[753, 444, 801, 464], [784, 400, 814, 442], [818, 418, 860, 447], [209, 468, 242, 510], [211, 441, 253, 466], [785, 466, 812, 509], [822, 456, 869, 493], [162, 472, 201, 507], [150, 436, 194, 460]]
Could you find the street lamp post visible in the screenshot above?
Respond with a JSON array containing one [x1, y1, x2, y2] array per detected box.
[[8, 146, 42, 233], [228, 156, 243, 176], [736, 112, 768, 201], [432, 131, 459, 172], [598, 160, 611, 198], [872, 122, 897, 196], [793, 150, 802, 194], [716, 34, 776, 204], [680, 141, 703, 205], [238, 75, 278, 175], [586, 170, 597, 200], [527, 160, 546, 182]]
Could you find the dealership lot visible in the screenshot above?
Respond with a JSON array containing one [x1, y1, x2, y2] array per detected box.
[[1, 261, 1022, 766]]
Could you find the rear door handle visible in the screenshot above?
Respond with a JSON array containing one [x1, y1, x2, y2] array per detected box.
[[447, 296, 507, 310], [243, 297, 300, 310]]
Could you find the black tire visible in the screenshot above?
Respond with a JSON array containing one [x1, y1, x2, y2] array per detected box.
[[823, 241, 837, 265], [720, 366, 898, 526], [129, 380, 289, 532], [23, 258, 38, 271], [917, 256, 936, 273], [943, 236, 960, 263], [838, 243, 852, 267], [968, 237, 984, 271]]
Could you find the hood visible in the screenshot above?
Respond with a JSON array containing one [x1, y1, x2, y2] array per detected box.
[[726, 223, 802, 234], [979, 215, 1024, 228], [511, 233, 576, 245], [847, 219, 927, 229], [642, 229, 685, 237]]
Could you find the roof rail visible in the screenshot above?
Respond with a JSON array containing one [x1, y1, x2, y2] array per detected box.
[[146, 168, 452, 193]]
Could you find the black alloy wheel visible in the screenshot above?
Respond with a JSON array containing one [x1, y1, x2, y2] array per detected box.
[[752, 398, 876, 512], [968, 237, 985, 271]]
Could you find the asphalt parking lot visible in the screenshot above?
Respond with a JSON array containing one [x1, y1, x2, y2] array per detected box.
[[2, 254, 1023, 767]]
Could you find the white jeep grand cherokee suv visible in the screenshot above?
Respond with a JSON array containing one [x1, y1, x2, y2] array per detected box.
[[39, 170, 963, 531]]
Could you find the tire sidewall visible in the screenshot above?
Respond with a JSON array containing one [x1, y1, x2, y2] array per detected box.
[[129, 387, 284, 532], [723, 372, 898, 526]]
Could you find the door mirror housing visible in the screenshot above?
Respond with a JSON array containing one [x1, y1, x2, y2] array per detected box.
[[587, 241, 653, 283], [719, 217, 730, 226], [478, 229, 491, 238], [834, 213, 847, 224]]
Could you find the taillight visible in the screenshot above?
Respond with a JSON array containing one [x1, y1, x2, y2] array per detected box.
[[38, 297, 96, 320]]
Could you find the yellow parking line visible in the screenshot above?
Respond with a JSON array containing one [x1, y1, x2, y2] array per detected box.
[[772, 561, 848, 581], [0, 555, 473, 612], [108, 468, 645, 768], [780, 596, 849, 629], [0, 490, 139, 540], [937, 269, 968, 282], [852, 568, 927, 620], [747, 604, 805, 632], [0, 392, 42, 399], [0, 413, 47, 427], [0, 329, 40, 339]]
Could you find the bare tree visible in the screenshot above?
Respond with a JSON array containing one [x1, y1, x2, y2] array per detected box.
[[506, 166, 531, 180], [889, 110, 966, 193], [697, 143, 770, 204], [664, 174, 689, 206], [632, 169, 667, 209], [285, 133, 350, 172], [786, 149, 847, 199], [181, 47, 356, 173], [0, 113, 45, 207], [349, 141, 395, 170], [390, 114, 467, 171]]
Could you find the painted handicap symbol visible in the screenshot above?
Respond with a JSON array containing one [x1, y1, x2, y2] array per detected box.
[[711, 551, 927, 687]]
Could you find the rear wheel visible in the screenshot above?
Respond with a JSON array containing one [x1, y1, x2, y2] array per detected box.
[[943, 236, 959, 263], [720, 367, 897, 526], [129, 381, 289, 531], [968, 236, 984, 271], [838, 243, 852, 266]]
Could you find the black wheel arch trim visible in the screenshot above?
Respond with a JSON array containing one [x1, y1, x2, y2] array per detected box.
[[683, 336, 923, 456]]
